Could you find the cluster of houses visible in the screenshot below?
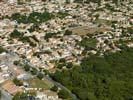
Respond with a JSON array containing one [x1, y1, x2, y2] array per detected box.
[[0, 0, 132, 100], [0, 52, 61, 100]]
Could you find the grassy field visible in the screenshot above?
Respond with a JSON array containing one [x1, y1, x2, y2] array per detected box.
[[70, 26, 111, 35], [95, 19, 112, 25], [28, 78, 53, 89]]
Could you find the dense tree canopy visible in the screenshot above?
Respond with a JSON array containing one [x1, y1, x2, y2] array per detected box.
[[79, 37, 98, 50], [58, 89, 72, 99], [10, 29, 23, 38], [11, 11, 54, 24], [51, 47, 133, 100]]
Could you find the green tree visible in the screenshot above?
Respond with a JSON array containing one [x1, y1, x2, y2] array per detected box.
[[51, 47, 133, 100], [66, 62, 73, 69], [30, 68, 37, 75], [0, 46, 6, 54], [64, 30, 72, 35], [24, 64, 30, 72], [13, 92, 29, 100], [10, 29, 23, 38], [58, 89, 71, 99], [13, 61, 20, 65], [37, 73, 44, 80], [50, 85, 58, 92], [13, 78, 23, 86]]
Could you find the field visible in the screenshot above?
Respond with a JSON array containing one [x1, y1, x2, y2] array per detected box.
[[70, 26, 111, 35], [27, 78, 53, 89]]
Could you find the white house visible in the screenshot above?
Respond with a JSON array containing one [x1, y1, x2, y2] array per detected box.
[[7, 0, 17, 4]]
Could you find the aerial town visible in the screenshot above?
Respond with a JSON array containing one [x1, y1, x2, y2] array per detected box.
[[0, 0, 132, 100]]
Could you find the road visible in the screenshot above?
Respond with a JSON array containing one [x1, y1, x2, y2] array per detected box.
[[0, 87, 12, 100], [1, 51, 79, 100], [44, 75, 79, 100], [25, 60, 79, 100]]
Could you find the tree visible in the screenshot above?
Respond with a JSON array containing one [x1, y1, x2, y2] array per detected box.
[[43, 69, 49, 75], [79, 37, 97, 50], [13, 92, 29, 100], [24, 64, 30, 71], [64, 30, 72, 35], [13, 78, 23, 86], [10, 29, 23, 38], [59, 58, 66, 63], [127, 27, 133, 34], [95, 13, 100, 20], [13, 61, 20, 65], [58, 89, 71, 99], [50, 85, 58, 92], [30, 68, 37, 75], [57, 12, 69, 19], [44, 32, 55, 40], [37, 73, 44, 80], [51, 47, 133, 100], [66, 62, 73, 69], [0, 46, 6, 54], [57, 63, 66, 69]]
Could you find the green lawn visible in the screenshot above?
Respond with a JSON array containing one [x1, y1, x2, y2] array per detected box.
[[28, 78, 53, 89], [71, 26, 111, 35]]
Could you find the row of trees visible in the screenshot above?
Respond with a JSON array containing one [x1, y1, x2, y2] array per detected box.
[[11, 11, 69, 25], [13, 92, 36, 100], [51, 47, 133, 100], [11, 11, 54, 24], [14, 60, 44, 80], [23, 63, 44, 80], [50, 85, 72, 99]]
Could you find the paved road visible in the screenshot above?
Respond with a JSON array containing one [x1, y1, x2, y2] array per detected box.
[[23, 59, 79, 100], [0, 51, 19, 67], [46, 76, 79, 100], [0, 88, 12, 100], [2, 51, 79, 100]]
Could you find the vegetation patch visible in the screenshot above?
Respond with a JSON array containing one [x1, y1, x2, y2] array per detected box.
[[27, 78, 53, 89], [0, 46, 6, 54], [51, 47, 133, 100]]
